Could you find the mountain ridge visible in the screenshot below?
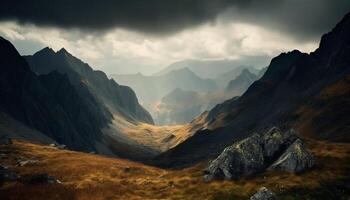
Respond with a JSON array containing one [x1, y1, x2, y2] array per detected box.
[[154, 11, 350, 167]]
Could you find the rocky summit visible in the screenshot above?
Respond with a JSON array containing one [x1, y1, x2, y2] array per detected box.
[[203, 127, 315, 181]]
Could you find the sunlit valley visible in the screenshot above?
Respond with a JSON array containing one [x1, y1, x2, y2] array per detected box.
[[1, 1, 350, 200]]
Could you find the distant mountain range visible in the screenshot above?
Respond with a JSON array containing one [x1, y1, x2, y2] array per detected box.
[[111, 68, 218, 122], [155, 57, 269, 79], [226, 68, 260, 93], [155, 11, 350, 167], [153, 88, 236, 125], [113, 65, 265, 125]]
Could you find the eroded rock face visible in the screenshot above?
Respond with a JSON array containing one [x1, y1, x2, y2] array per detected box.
[[250, 187, 277, 200], [204, 127, 314, 181], [269, 139, 315, 173]]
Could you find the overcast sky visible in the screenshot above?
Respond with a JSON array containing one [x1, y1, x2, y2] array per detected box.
[[0, 0, 349, 75]]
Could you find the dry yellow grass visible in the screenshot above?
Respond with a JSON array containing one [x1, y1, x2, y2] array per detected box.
[[105, 113, 209, 153], [0, 139, 349, 200]]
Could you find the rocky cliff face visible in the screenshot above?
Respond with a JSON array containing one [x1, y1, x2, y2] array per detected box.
[[0, 37, 106, 151], [156, 12, 350, 167], [203, 127, 314, 181], [25, 48, 153, 124]]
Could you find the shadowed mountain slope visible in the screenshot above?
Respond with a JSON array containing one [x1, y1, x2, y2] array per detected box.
[[25, 48, 153, 124], [0, 37, 107, 151]]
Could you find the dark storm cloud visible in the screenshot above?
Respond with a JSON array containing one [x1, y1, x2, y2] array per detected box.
[[0, 0, 349, 40], [0, 0, 248, 34], [220, 0, 350, 41]]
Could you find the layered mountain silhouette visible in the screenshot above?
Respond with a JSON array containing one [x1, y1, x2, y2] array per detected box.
[[155, 58, 266, 79], [112, 68, 218, 123], [0, 37, 107, 151], [25, 48, 153, 124], [113, 65, 264, 124], [0, 37, 157, 158], [155, 12, 350, 167], [215, 65, 260, 88]]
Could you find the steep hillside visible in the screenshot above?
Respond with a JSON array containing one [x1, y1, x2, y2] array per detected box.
[[0, 37, 107, 152], [1, 139, 348, 200], [156, 12, 350, 167], [25, 48, 153, 124]]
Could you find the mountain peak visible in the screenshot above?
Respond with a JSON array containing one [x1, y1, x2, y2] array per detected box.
[[57, 48, 70, 55], [34, 47, 55, 56], [240, 68, 253, 75]]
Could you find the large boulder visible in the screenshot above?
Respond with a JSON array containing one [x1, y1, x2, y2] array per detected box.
[[250, 187, 277, 200], [204, 134, 265, 181], [261, 128, 297, 160], [204, 127, 314, 181], [269, 139, 315, 173]]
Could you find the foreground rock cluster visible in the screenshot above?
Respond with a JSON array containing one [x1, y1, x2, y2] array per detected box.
[[203, 127, 315, 181]]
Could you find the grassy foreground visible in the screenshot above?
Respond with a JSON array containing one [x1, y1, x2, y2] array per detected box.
[[0, 139, 349, 200]]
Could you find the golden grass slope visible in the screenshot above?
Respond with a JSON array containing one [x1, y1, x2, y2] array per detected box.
[[0, 139, 349, 200]]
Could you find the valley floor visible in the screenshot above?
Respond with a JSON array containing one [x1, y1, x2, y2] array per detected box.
[[0, 139, 349, 200]]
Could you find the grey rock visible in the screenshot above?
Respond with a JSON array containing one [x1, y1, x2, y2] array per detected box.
[[0, 165, 19, 182], [250, 187, 277, 200], [269, 139, 315, 173], [204, 134, 265, 181], [261, 128, 297, 159], [204, 127, 315, 181]]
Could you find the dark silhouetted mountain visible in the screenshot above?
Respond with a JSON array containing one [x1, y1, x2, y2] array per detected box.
[[0, 37, 109, 151], [155, 11, 350, 167], [25, 47, 153, 124], [226, 69, 259, 94]]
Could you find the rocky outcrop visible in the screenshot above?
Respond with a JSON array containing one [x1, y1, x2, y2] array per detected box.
[[269, 139, 315, 173], [204, 134, 265, 181], [250, 187, 277, 200], [203, 127, 314, 181]]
